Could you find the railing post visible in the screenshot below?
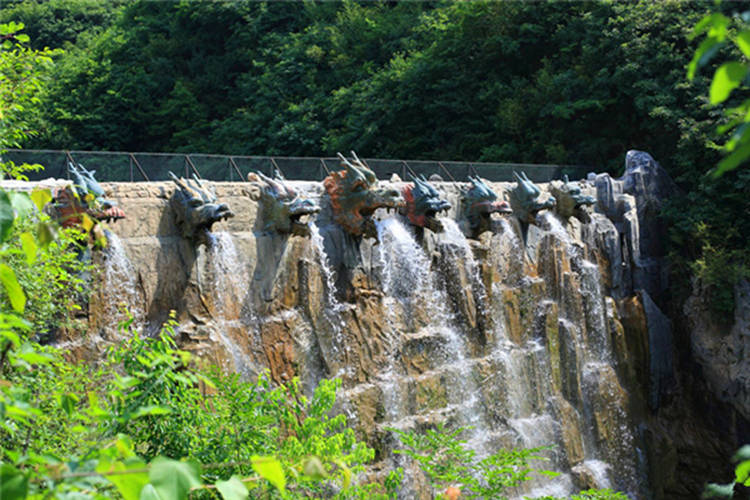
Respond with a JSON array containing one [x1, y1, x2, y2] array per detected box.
[[229, 156, 243, 181]]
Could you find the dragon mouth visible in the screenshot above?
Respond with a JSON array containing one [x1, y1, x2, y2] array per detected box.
[[574, 196, 596, 208], [475, 200, 513, 218], [289, 207, 320, 237], [419, 204, 451, 232]]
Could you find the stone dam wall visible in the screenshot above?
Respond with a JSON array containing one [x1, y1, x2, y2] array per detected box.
[[42, 152, 746, 499]]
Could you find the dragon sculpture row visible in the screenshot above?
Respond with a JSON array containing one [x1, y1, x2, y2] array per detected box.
[[50, 154, 596, 247]]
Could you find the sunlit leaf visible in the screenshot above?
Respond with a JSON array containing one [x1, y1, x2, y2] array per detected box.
[[691, 13, 730, 41], [81, 213, 95, 232], [251, 456, 286, 493], [736, 31, 750, 58], [30, 188, 51, 212], [710, 62, 748, 104], [0, 264, 25, 313], [0, 190, 14, 243], [59, 393, 78, 417], [19, 232, 37, 264], [97, 457, 149, 500], [715, 140, 750, 177], [148, 457, 201, 500], [132, 405, 172, 419], [215, 476, 249, 500]]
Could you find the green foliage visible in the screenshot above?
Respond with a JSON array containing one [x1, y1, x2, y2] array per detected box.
[[0, 21, 60, 155], [688, 7, 750, 177], [702, 445, 750, 498], [390, 423, 555, 499]]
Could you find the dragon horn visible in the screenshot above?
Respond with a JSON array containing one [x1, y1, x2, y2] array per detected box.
[[350, 150, 365, 167], [337, 152, 355, 170], [564, 174, 570, 184], [512, 171, 522, 183], [257, 170, 283, 196], [169, 171, 189, 192]]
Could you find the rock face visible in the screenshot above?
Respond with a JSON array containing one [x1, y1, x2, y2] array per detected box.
[[38, 152, 721, 499], [685, 279, 750, 422]]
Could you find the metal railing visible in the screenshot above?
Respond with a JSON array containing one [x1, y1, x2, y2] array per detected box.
[[2, 149, 594, 183]]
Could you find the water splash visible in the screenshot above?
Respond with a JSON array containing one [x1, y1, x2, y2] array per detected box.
[[205, 232, 256, 377], [101, 231, 143, 334], [373, 217, 490, 459], [206, 232, 251, 319]]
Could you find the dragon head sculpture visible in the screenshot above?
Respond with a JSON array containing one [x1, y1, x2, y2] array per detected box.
[[461, 176, 512, 237], [249, 169, 320, 236], [510, 171, 556, 224], [550, 175, 596, 223], [169, 172, 234, 245], [323, 151, 404, 239], [49, 162, 125, 231], [400, 174, 451, 232]]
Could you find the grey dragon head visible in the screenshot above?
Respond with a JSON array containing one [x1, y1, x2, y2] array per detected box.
[[510, 171, 556, 224], [550, 175, 596, 223], [169, 172, 234, 245], [250, 169, 321, 236]]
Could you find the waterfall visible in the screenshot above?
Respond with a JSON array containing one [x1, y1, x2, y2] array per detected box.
[[83, 179, 653, 499], [101, 231, 143, 334], [308, 221, 354, 380], [205, 232, 255, 378], [374, 217, 491, 463]]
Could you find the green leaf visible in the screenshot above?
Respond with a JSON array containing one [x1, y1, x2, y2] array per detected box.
[[59, 393, 78, 417], [0, 190, 14, 243], [97, 457, 149, 500], [30, 188, 51, 212], [0, 328, 21, 347], [19, 232, 36, 265], [140, 484, 160, 500], [691, 13, 730, 41], [715, 139, 750, 177], [732, 445, 750, 463], [735, 460, 750, 484], [710, 62, 748, 104], [215, 476, 249, 500], [8, 192, 34, 219], [0, 464, 28, 500], [12, 343, 54, 366], [702, 482, 735, 498], [148, 457, 201, 500], [0, 264, 25, 313], [688, 38, 724, 80], [132, 405, 172, 419], [36, 221, 56, 247], [736, 31, 750, 58], [251, 456, 286, 493]]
